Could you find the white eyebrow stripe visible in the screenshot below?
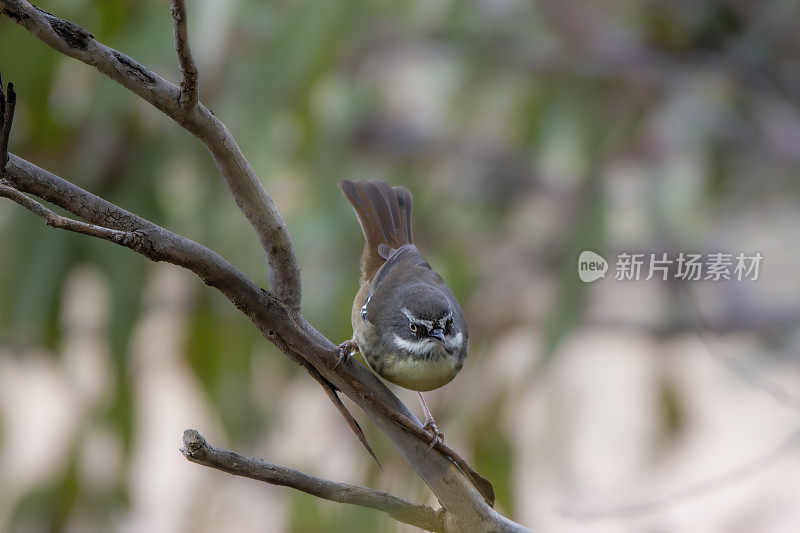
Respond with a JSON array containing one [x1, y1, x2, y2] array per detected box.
[[401, 307, 433, 327], [401, 307, 447, 329]]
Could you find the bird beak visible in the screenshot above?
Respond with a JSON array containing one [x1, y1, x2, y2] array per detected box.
[[429, 329, 445, 342]]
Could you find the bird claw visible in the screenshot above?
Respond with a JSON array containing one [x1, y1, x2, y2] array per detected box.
[[333, 340, 358, 369], [422, 417, 444, 453]]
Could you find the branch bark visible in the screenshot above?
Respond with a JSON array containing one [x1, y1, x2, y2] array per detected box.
[[0, 179, 135, 243], [0, 3, 531, 531], [2, 154, 267, 316], [181, 430, 446, 532], [0, 76, 14, 172], [170, 0, 198, 112]]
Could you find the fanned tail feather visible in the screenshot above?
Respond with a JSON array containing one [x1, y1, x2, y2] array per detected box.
[[338, 179, 413, 282]]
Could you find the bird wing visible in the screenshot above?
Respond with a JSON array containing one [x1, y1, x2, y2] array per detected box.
[[370, 244, 433, 291]]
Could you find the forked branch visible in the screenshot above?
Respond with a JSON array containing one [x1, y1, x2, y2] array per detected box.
[[0, 180, 134, 243], [0, 3, 528, 531]]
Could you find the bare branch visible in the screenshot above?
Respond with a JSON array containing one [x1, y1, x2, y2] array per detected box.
[[181, 430, 447, 532], [0, 6, 531, 529], [2, 140, 382, 467], [281, 339, 383, 468], [0, 180, 132, 242], [3, 154, 272, 322], [2, 149, 505, 518], [311, 368, 383, 469], [3, 151, 520, 531], [169, 0, 198, 112], [0, 76, 15, 173], [0, 0, 301, 308]]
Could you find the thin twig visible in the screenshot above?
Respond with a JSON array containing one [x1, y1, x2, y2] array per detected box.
[[181, 430, 446, 532], [4, 153, 270, 319], [0, 77, 15, 173], [0, 180, 135, 243], [331, 359, 496, 506], [273, 332, 382, 468], [170, 0, 198, 112]]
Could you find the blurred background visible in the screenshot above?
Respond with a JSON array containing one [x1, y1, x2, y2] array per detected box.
[[2, 0, 800, 531]]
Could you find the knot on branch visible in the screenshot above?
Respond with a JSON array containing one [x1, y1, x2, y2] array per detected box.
[[1, 2, 31, 23], [112, 229, 154, 254], [44, 212, 61, 227], [112, 51, 157, 85], [34, 6, 93, 50]]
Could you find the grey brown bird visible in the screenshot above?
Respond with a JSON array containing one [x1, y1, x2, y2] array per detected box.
[[337, 179, 469, 446]]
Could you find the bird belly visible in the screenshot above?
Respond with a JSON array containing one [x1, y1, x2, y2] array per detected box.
[[376, 352, 460, 391], [355, 321, 461, 391]]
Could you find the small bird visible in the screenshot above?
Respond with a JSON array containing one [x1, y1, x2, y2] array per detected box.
[[337, 179, 469, 447]]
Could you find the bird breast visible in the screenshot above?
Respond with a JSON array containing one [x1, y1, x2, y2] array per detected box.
[[355, 320, 463, 391]]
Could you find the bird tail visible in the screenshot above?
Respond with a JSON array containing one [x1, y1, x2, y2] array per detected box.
[[338, 179, 413, 282]]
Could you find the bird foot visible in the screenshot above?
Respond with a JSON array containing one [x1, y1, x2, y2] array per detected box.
[[334, 340, 358, 369], [422, 416, 444, 453]]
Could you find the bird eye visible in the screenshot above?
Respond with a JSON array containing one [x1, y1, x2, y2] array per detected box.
[[409, 323, 418, 333]]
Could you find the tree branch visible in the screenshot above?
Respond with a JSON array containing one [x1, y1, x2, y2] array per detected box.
[[2, 139, 502, 515], [0, 4, 531, 530], [3, 154, 271, 317], [0, 0, 301, 308], [170, 0, 198, 113], [0, 76, 14, 173], [181, 430, 446, 532], [282, 340, 383, 469], [3, 147, 385, 462], [0, 75, 375, 465], [3, 150, 517, 531], [0, 179, 133, 242]]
